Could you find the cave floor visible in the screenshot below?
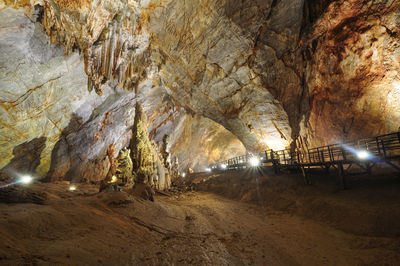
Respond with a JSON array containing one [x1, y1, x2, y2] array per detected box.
[[0, 182, 399, 265]]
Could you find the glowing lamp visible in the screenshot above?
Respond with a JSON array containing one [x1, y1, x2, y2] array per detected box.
[[182, 173, 186, 178], [249, 157, 260, 167], [69, 185, 76, 191], [108, 175, 118, 183], [220, 164, 227, 169], [205, 168, 211, 172], [20, 175, 33, 184], [357, 150, 370, 160]]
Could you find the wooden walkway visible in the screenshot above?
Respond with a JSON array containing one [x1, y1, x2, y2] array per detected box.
[[211, 131, 400, 189]]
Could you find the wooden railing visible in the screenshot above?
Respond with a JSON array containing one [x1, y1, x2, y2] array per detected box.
[[211, 131, 400, 173]]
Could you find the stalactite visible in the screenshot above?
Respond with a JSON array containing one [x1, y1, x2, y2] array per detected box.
[[120, 65, 126, 87], [107, 45, 112, 79], [94, 83, 102, 96], [37, 1, 153, 95], [101, 39, 108, 77], [118, 66, 122, 85], [105, 34, 112, 78], [88, 77, 94, 92], [114, 28, 122, 77]]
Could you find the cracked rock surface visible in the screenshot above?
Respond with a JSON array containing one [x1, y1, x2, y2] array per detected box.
[[1, 0, 400, 180], [0, 7, 244, 181]]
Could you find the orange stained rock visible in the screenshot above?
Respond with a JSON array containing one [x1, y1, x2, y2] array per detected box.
[[52, 0, 93, 11]]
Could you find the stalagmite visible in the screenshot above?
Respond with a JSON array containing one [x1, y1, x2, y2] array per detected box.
[[130, 102, 154, 184]]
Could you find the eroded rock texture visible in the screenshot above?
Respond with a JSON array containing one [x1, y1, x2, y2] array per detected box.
[[0, 0, 399, 181], [299, 0, 400, 148], [0, 5, 245, 182], [20, 0, 297, 152]]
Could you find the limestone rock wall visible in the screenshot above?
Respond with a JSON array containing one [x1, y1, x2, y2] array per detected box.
[[20, 0, 296, 152], [299, 0, 400, 148], [146, 0, 297, 152], [158, 113, 246, 172], [1, 0, 400, 181], [0, 5, 245, 181], [0, 7, 113, 178]]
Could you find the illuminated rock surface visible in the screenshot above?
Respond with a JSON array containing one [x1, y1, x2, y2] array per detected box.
[[0, 0, 399, 179], [299, 0, 400, 148], [0, 5, 245, 179], [1, 1, 400, 264]]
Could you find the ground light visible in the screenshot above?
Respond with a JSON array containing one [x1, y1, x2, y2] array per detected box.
[[0, 175, 34, 189], [341, 144, 373, 161], [182, 173, 186, 178], [205, 168, 211, 172], [69, 185, 77, 191], [357, 150, 370, 160], [249, 157, 260, 167], [220, 164, 227, 169], [110, 175, 118, 183], [20, 175, 33, 184]]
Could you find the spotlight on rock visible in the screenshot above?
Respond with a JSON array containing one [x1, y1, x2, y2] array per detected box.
[[357, 150, 370, 160], [249, 157, 260, 167], [20, 175, 33, 184], [109, 175, 118, 183]]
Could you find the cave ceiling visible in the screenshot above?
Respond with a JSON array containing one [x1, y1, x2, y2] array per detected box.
[[0, 0, 399, 178]]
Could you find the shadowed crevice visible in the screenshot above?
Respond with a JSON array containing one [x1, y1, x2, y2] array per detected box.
[[1, 136, 47, 177]]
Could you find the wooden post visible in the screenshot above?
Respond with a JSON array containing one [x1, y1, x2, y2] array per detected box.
[[376, 137, 381, 156], [366, 163, 372, 175], [273, 160, 279, 174], [328, 146, 333, 162], [301, 166, 311, 185], [283, 151, 286, 165], [325, 165, 330, 174], [338, 162, 347, 189], [317, 148, 321, 162], [381, 140, 387, 159], [340, 146, 347, 161]]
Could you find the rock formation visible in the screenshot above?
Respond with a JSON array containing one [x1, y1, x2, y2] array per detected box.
[[130, 102, 154, 184], [115, 147, 133, 185], [1, 0, 399, 182], [299, 0, 400, 148], [160, 135, 171, 171]]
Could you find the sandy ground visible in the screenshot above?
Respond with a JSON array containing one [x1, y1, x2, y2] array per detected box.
[[0, 181, 399, 265], [192, 169, 400, 237]]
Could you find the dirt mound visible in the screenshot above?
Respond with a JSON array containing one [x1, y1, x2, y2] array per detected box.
[[193, 169, 400, 237], [0, 182, 399, 265], [0, 186, 47, 204]]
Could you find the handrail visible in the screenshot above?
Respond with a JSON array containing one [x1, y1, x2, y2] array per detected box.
[[210, 130, 400, 169]]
